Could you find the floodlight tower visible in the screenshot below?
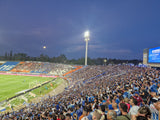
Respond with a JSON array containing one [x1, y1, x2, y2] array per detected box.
[[84, 31, 90, 66]]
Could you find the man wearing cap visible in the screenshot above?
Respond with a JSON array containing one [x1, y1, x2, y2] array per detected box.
[[133, 91, 143, 106]]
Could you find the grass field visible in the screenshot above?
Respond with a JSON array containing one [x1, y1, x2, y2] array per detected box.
[[0, 74, 54, 102]]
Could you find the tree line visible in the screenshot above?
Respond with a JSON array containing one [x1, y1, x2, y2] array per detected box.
[[0, 51, 142, 65]]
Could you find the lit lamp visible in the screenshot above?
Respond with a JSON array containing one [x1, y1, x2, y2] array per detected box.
[[104, 59, 107, 66], [84, 31, 90, 66], [43, 46, 46, 49]]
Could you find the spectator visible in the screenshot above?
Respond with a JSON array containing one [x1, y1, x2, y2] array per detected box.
[[66, 113, 72, 120], [136, 106, 151, 120], [107, 110, 117, 120], [117, 103, 130, 120], [128, 97, 139, 120], [124, 98, 130, 112], [150, 101, 160, 120], [140, 86, 149, 102], [79, 106, 88, 120], [100, 105, 107, 120], [92, 109, 105, 120], [133, 92, 143, 106], [75, 104, 83, 119], [112, 103, 121, 116]]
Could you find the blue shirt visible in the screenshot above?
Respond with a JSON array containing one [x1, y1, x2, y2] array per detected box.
[[116, 98, 120, 104], [108, 104, 113, 110], [87, 113, 93, 120], [123, 92, 128, 98], [76, 108, 83, 119]]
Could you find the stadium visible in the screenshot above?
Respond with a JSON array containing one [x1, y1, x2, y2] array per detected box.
[[0, 62, 81, 107], [1, 1, 160, 120], [0, 46, 160, 119]]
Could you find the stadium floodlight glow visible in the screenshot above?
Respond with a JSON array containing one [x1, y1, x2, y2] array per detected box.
[[43, 46, 46, 49], [84, 30, 90, 66], [84, 31, 90, 38]]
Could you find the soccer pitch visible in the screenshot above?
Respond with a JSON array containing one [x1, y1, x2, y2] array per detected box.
[[0, 74, 54, 102]]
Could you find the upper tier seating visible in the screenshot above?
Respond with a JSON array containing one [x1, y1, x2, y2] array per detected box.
[[0, 61, 19, 71]]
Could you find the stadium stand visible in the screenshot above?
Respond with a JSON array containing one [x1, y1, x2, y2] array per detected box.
[[0, 61, 19, 71], [11, 62, 74, 75], [63, 66, 83, 76], [0, 65, 160, 120]]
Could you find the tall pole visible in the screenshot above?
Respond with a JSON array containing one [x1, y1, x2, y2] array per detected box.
[[85, 40, 88, 66], [84, 31, 90, 66]]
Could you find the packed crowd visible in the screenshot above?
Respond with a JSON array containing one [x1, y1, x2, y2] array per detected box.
[[12, 62, 73, 75], [0, 65, 160, 120]]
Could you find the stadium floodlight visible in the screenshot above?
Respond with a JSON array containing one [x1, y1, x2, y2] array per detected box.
[[104, 59, 107, 66], [84, 31, 90, 38], [84, 30, 90, 66], [43, 46, 46, 49]]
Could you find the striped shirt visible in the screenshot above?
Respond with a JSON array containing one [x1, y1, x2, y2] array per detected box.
[[150, 104, 159, 120]]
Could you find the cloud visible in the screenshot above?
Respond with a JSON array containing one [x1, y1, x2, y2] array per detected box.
[[89, 44, 102, 49], [30, 27, 54, 37], [65, 42, 131, 55], [0, 29, 29, 35], [88, 43, 132, 54], [65, 43, 103, 53], [65, 45, 85, 53], [101, 49, 132, 54]]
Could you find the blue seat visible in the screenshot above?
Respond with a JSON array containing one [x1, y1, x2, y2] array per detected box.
[[0, 61, 19, 71]]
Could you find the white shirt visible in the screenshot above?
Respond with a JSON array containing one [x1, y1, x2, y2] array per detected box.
[[158, 87, 160, 95], [128, 105, 139, 116]]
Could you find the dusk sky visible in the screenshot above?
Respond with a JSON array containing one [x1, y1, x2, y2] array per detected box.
[[0, 0, 160, 60]]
